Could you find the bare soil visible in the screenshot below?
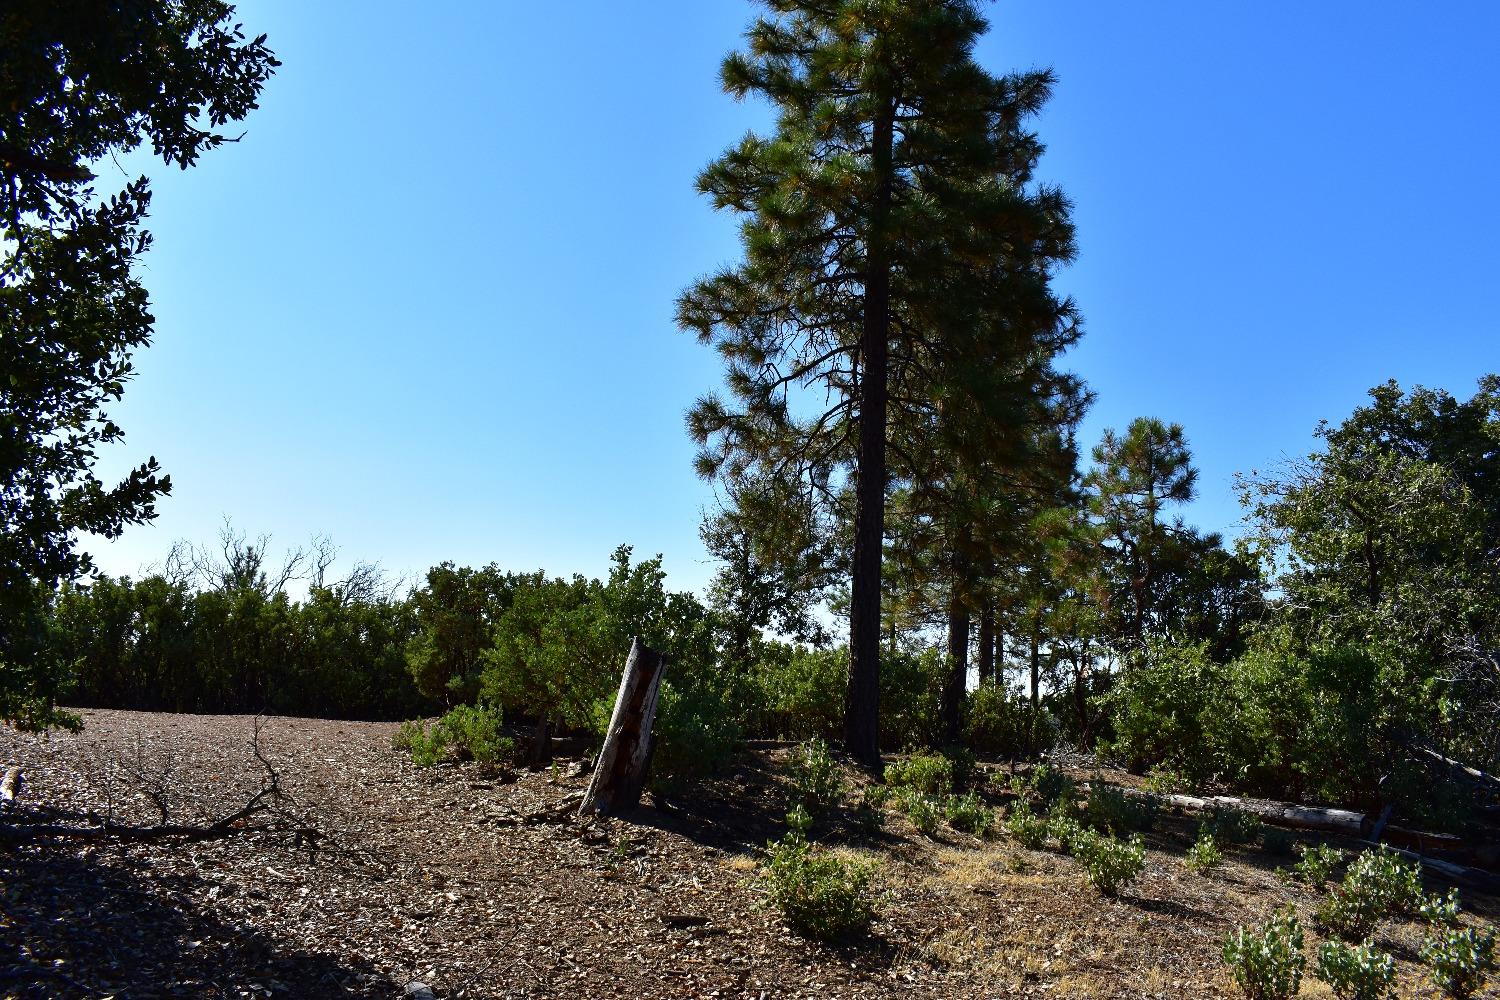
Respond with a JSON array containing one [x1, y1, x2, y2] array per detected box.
[[1, 710, 1495, 999]]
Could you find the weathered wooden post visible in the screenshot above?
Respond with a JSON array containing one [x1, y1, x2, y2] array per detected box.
[[578, 637, 665, 817]]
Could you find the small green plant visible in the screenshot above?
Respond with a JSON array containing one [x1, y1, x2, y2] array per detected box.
[[1421, 925, 1496, 998], [786, 803, 814, 838], [763, 833, 878, 941], [1085, 782, 1157, 834], [1315, 939, 1395, 1000], [1420, 888, 1463, 927], [1346, 847, 1424, 915], [1294, 843, 1347, 889], [1027, 764, 1075, 808], [1188, 831, 1224, 873], [1222, 908, 1306, 1000], [897, 787, 942, 836], [1203, 804, 1262, 845], [1317, 881, 1386, 942], [789, 738, 845, 814], [943, 791, 993, 835], [1046, 807, 1087, 854], [884, 752, 954, 797], [1072, 831, 1146, 895], [862, 783, 891, 810], [1003, 799, 1048, 849], [1144, 765, 1188, 795]]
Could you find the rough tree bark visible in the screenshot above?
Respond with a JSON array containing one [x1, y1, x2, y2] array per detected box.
[[977, 602, 995, 686], [578, 638, 666, 817], [844, 94, 896, 769], [941, 592, 970, 745]]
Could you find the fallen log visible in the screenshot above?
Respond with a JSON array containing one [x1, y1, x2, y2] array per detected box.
[[0, 766, 20, 807], [1105, 785, 1467, 849], [578, 638, 665, 817]]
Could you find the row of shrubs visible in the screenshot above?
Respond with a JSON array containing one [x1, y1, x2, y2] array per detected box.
[[1225, 845, 1496, 998]]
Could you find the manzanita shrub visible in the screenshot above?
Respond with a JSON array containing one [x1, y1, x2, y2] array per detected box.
[[1222, 908, 1305, 1000], [1421, 926, 1497, 998], [1314, 939, 1396, 1000]]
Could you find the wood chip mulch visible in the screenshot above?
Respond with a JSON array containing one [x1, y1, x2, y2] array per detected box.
[[2, 710, 1496, 999]]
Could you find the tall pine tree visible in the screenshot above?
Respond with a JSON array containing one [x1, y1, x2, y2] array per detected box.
[[680, 0, 1079, 762]]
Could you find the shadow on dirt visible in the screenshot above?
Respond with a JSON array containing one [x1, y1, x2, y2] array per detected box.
[[0, 843, 394, 998]]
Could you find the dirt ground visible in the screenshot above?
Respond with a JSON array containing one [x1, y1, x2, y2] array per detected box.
[[1, 709, 1495, 999]]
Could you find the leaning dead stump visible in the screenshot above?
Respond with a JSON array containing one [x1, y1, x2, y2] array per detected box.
[[578, 638, 665, 817]]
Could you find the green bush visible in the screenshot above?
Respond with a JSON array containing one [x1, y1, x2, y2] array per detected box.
[[1222, 908, 1306, 1000], [1315, 847, 1422, 941], [763, 833, 878, 940], [1085, 783, 1157, 834], [1045, 809, 1087, 855], [1003, 799, 1048, 849], [965, 682, 1055, 757], [1202, 804, 1262, 845], [1420, 888, 1463, 927], [1421, 926, 1496, 998], [1071, 830, 1146, 895], [896, 787, 942, 836], [394, 705, 514, 769], [1314, 939, 1395, 1000], [885, 752, 954, 797], [788, 738, 845, 814], [1187, 832, 1223, 873], [1293, 843, 1346, 889], [943, 791, 993, 836], [1027, 764, 1076, 809]]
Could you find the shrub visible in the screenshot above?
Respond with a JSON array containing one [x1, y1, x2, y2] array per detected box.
[[1188, 832, 1223, 873], [1317, 883, 1386, 942], [785, 804, 814, 838], [394, 705, 514, 769], [1045, 808, 1087, 854], [1315, 848, 1423, 941], [941, 745, 979, 790], [1314, 940, 1395, 1000], [1345, 847, 1424, 916], [1072, 831, 1147, 895], [1293, 843, 1346, 889], [1222, 908, 1306, 1000], [885, 752, 954, 797], [1085, 783, 1157, 834], [1028, 765, 1076, 809], [1003, 799, 1049, 849], [944, 791, 993, 836], [763, 833, 878, 940], [1420, 888, 1463, 927], [1203, 804, 1262, 845], [1421, 926, 1496, 998], [862, 783, 891, 810], [788, 738, 845, 814], [896, 787, 942, 836], [1144, 764, 1190, 795], [964, 682, 1054, 758]]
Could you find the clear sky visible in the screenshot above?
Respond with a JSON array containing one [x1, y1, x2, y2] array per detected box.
[[88, 1, 1500, 595]]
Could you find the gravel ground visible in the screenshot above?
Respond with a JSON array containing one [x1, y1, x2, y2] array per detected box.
[[2, 709, 1496, 999]]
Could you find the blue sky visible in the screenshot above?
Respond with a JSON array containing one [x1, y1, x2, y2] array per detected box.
[[89, 1, 1500, 595]]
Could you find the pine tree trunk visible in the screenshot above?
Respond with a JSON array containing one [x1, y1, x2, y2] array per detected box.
[[1029, 615, 1041, 709], [579, 638, 666, 817], [977, 601, 995, 686], [941, 592, 970, 745], [845, 96, 895, 769]]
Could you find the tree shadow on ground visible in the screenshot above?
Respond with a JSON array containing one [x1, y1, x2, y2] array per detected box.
[[0, 843, 394, 999]]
